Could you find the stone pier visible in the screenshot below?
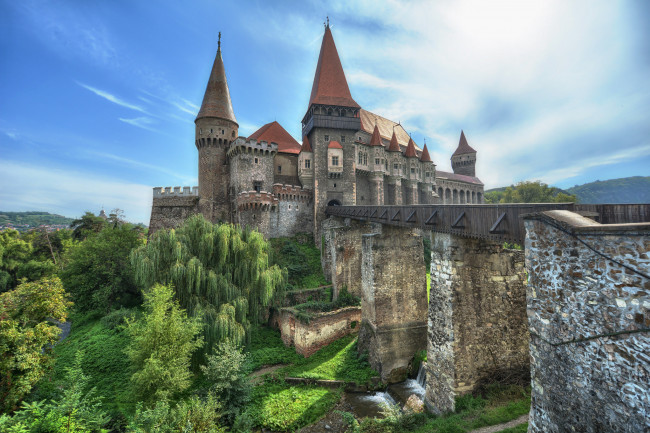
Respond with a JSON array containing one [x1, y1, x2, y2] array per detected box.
[[524, 210, 650, 433], [425, 233, 529, 413], [358, 225, 428, 383]]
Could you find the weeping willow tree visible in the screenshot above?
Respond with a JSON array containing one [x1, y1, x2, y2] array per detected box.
[[131, 215, 286, 360]]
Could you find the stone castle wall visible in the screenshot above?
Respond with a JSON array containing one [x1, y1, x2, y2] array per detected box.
[[524, 211, 650, 433], [425, 233, 529, 413], [149, 187, 199, 234]]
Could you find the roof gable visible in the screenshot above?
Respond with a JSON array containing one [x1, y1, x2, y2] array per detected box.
[[328, 140, 343, 149], [300, 135, 313, 153], [247, 121, 301, 154]]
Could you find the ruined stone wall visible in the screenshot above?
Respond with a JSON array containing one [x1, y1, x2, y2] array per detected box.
[[320, 217, 378, 299], [272, 307, 361, 357], [425, 233, 529, 413], [149, 190, 199, 234], [358, 225, 428, 383], [524, 211, 650, 433]]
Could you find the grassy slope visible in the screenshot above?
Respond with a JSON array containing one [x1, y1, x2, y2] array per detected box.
[[566, 176, 650, 203], [269, 233, 329, 289], [0, 211, 74, 226]]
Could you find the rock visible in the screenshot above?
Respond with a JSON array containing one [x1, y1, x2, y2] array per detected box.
[[325, 424, 331, 430], [404, 394, 425, 413]]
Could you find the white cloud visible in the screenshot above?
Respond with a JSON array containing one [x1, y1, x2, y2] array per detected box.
[[78, 82, 147, 113], [0, 160, 153, 224], [85, 150, 195, 183], [118, 116, 156, 131]]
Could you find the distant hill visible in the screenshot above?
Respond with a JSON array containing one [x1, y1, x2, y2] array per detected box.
[[0, 211, 74, 228], [566, 176, 650, 204]]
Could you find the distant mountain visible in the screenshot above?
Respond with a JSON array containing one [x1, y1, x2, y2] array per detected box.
[[567, 177, 650, 204], [0, 211, 74, 228]]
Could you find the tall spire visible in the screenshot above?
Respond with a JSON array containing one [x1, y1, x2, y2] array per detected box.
[[404, 137, 418, 158], [452, 130, 476, 156], [387, 130, 401, 152], [196, 33, 237, 124], [308, 23, 360, 109], [369, 124, 382, 146], [420, 143, 432, 162]]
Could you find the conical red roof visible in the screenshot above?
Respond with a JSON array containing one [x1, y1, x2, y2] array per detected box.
[[301, 135, 313, 153], [196, 41, 237, 124], [248, 121, 301, 154], [404, 137, 418, 158], [420, 143, 432, 162], [452, 130, 476, 156], [369, 124, 382, 146], [387, 130, 401, 152], [308, 26, 360, 109]]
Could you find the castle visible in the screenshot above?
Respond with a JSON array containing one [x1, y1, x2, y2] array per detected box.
[[149, 24, 484, 238]]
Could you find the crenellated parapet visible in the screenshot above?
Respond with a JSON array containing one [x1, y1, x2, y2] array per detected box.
[[227, 137, 278, 158], [272, 184, 313, 202], [153, 186, 199, 197], [236, 191, 278, 211]]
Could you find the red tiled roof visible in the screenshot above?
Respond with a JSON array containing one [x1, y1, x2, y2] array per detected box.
[[436, 170, 483, 185], [300, 135, 313, 153], [387, 131, 401, 152], [369, 124, 382, 146], [420, 143, 432, 162], [196, 45, 237, 124], [328, 140, 343, 149], [247, 121, 301, 154], [452, 130, 476, 156], [404, 137, 417, 158], [308, 26, 360, 109]]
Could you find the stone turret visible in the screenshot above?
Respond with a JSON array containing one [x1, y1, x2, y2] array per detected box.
[[196, 33, 239, 223], [298, 135, 314, 189], [451, 130, 476, 177]]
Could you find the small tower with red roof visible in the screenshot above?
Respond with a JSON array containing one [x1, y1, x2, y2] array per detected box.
[[451, 131, 477, 177], [195, 33, 239, 222]]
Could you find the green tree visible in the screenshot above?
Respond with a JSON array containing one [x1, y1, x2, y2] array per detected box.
[[0, 277, 72, 412], [487, 181, 577, 204], [131, 215, 286, 358], [128, 395, 224, 433], [70, 212, 106, 241], [201, 340, 251, 424], [124, 284, 204, 405], [0, 229, 32, 292], [60, 223, 145, 312]]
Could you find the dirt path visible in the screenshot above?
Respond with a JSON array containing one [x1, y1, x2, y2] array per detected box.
[[248, 364, 287, 383], [468, 414, 529, 433]]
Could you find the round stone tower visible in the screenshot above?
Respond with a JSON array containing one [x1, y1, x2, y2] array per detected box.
[[451, 130, 477, 177], [195, 33, 238, 223]]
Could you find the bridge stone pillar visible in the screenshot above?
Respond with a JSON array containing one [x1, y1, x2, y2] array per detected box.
[[370, 174, 384, 206], [321, 217, 377, 299], [425, 233, 529, 414], [405, 180, 418, 205], [358, 225, 428, 383]]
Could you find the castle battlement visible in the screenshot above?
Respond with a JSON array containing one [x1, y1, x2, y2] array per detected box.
[[228, 137, 278, 157], [272, 184, 313, 202], [236, 191, 279, 211], [153, 186, 199, 197]]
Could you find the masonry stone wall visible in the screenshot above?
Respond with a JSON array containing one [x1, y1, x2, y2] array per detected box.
[[272, 306, 361, 357], [358, 225, 428, 383], [524, 210, 650, 433], [425, 233, 529, 414], [149, 193, 199, 234], [273, 153, 300, 187], [229, 148, 275, 194], [269, 184, 313, 238]]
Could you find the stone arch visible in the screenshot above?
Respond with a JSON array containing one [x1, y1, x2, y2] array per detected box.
[[453, 189, 458, 204], [327, 199, 342, 206], [460, 190, 465, 203], [438, 187, 443, 203], [477, 192, 482, 203], [471, 191, 476, 203], [445, 188, 451, 203]]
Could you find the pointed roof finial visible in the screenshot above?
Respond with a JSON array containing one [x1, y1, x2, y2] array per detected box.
[[218, 32, 221, 52], [327, 16, 330, 27]]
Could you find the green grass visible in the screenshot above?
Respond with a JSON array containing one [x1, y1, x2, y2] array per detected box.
[[246, 381, 342, 432], [247, 325, 302, 372], [32, 312, 134, 418], [269, 233, 328, 289], [282, 335, 378, 385], [499, 423, 528, 433]]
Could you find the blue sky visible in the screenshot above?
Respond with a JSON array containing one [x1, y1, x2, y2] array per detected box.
[[1, 0, 649, 224]]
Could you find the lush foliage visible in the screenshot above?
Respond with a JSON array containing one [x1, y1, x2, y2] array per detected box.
[[60, 223, 144, 312], [247, 325, 302, 372], [0, 277, 71, 412], [70, 211, 108, 241], [0, 211, 73, 228], [566, 176, 650, 204], [125, 284, 204, 405], [0, 229, 59, 292], [282, 335, 377, 385], [201, 340, 251, 424], [131, 215, 286, 354], [289, 287, 360, 324], [127, 395, 225, 433], [246, 381, 341, 432], [484, 181, 576, 204], [269, 233, 328, 289]]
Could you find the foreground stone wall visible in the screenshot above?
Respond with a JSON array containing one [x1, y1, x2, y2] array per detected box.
[[149, 192, 199, 234], [272, 306, 361, 357], [524, 211, 650, 433], [358, 225, 428, 383], [425, 233, 529, 413]]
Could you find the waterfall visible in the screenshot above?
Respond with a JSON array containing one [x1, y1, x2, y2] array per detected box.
[[416, 363, 426, 388]]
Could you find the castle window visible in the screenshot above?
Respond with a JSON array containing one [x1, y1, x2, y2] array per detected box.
[[278, 165, 282, 173], [411, 168, 415, 174], [253, 181, 262, 192], [375, 158, 380, 165], [232, 131, 235, 138], [296, 206, 299, 211], [210, 128, 213, 134], [324, 134, 329, 141], [254, 157, 258, 164], [341, 135, 346, 143], [358, 153, 363, 164], [222, 129, 225, 134], [334, 183, 337, 188], [305, 159, 311, 169], [363, 154, 367, 165], [331, 156, 339, 166], [288, 205, 291, 210], [385, 161, 388, 170], [393, 163, 398, 171]]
